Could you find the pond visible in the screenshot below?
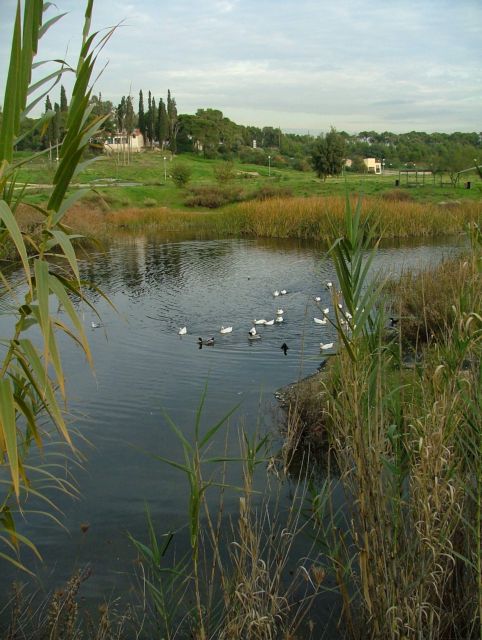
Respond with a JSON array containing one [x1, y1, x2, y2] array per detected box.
[[0, 233, 466, 631]]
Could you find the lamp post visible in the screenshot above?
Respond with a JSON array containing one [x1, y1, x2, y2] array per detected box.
[[163, 156, 167, 183], [268, 155, 271, 177], [382, 157, 385, 174]]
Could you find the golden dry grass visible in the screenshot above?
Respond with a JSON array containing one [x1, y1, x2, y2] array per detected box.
[[13, 195, 480, 244]]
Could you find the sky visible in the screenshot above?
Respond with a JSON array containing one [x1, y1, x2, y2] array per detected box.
[[1, 0, 481, 134]]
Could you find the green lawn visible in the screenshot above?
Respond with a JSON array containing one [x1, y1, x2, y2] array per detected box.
[[14, 150, 482, 211]]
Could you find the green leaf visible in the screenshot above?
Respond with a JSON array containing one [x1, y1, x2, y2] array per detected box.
[[0, 379, 19, 498], [0, 201, 32, 293], [48, 230, 80, 281]]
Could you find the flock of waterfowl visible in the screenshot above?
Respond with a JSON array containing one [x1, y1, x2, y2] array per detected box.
[[178, 282, 342, 354]]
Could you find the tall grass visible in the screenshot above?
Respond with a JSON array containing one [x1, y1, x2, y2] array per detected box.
[[18, 195, 478, 243], [130, 391, 324, 639], [288, 211, 481, 638]]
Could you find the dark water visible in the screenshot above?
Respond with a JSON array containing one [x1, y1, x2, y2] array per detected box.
[[0, 234, 465, 628]]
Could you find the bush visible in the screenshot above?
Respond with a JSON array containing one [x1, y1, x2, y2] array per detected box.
[[143, 198, 157, 207], [381, 189, 414, 202], [291, 158, 311, 172], [185, 186, 244, 208], [171, 163, 192, 188], [254, 185, 293, 200], [214, 161, 236, 184]]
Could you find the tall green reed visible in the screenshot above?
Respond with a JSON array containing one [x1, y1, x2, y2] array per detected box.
[[307, 200, 481, 638]]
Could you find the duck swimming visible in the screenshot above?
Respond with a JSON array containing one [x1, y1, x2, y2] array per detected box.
[[254, 319, 267, 325], [220, 326, 233, 334], [275, 316, 283, 323], [320, 342, 334, 351], [314, 317, 327, 325], [178, 326, 187, 335], [264, 319, 275, 326], [198, 337, 215, 346], [249, 326, 257, 336], [281, 342, 289, 355]]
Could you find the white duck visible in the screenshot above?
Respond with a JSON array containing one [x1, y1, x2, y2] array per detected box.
[[276, 308, 284, 315], [275, 316, 284, 323], [273, 290, 280, 297], [249, 326, 257, 336], [314, 317, 327, 325], [254, 318, 267, 325], [91, 321, 102, 329], [220, 326, 233, 334], [320, 342, 334, 351], [314, 296, 321, 302], [280, 289, 287, 295], [178, 326, 187, 335], [264, 319, 275, 326], [323, 308, 330, 315]]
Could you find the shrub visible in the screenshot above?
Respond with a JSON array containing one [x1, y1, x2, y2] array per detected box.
[[171, 163, 192, 188], [185, 186, 244, 208], [254, 185, 293, 200], [214, 161, 236, 184], [381, 189, 414, 202], [143, 198, 157, 207]]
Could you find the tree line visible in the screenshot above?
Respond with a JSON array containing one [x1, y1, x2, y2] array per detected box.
[[4, 85, 480, 177]]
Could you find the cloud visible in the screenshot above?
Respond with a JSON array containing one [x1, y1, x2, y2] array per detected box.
[[0, 0, 480, 133]]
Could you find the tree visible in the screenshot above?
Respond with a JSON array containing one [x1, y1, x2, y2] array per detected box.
[[311, 127, 346, 180], [116, 96, 126, 132], [146, 90, 153, 147], [167, 89, 178, 153], [157, 98, 168, 148], [138, 89, 146, 140], [171, 162, 192, 187], [44, 94, 54, 158], [60, 84, 68, 112]]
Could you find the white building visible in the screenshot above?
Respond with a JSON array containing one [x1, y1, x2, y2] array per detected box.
[[363, 157, 381, 174], [104, 129, 144, 154]]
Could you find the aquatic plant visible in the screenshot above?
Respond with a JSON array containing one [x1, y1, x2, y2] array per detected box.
[[0, 1, 111, 570], [301, 206, 482, 638]]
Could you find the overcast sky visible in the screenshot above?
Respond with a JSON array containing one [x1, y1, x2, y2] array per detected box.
[[1, 0, 481, 134]]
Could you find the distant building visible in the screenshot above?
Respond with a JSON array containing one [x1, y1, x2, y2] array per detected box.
[[104, 129, 144, 154], [363, 157, 381, 173], [344, 159, 353, 168]]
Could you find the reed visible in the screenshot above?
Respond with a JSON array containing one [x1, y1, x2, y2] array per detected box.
[[287, 210, 481, 638], [55, 196, 482, 242], [130, 391, 324, 639]]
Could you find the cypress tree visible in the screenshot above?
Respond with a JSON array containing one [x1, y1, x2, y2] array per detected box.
[[44, 95, 54, 152], [167, 89, 178, 153], [158, 98, 168, 149], [138, 90, 146, 141], [146, 90, 153, 147], [60, 85, 68, 112], [116, 96, 126, 132]]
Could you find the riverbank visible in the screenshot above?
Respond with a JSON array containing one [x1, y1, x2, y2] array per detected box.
[[277, 230, 481, 638], [11, 194, 481, 246]]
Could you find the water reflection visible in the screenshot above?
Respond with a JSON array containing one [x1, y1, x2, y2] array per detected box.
[[0, 233, 465, 628]]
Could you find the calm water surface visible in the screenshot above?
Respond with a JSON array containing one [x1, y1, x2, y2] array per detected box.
[[0, 234, 465, 625]]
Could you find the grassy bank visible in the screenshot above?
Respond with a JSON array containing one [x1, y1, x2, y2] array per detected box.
[[282, 218, 481, 639], [9, 195, 481, 250], [14, 150, 482, 213]]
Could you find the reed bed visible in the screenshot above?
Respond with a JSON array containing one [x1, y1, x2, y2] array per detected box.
[[283, 212, 481, 639], [231, 195, 481, 240], [10, 195, 480, 249]]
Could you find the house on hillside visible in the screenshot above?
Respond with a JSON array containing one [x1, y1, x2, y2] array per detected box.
[[104, 129, 144, 154], [363, 157, 381, 173]]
